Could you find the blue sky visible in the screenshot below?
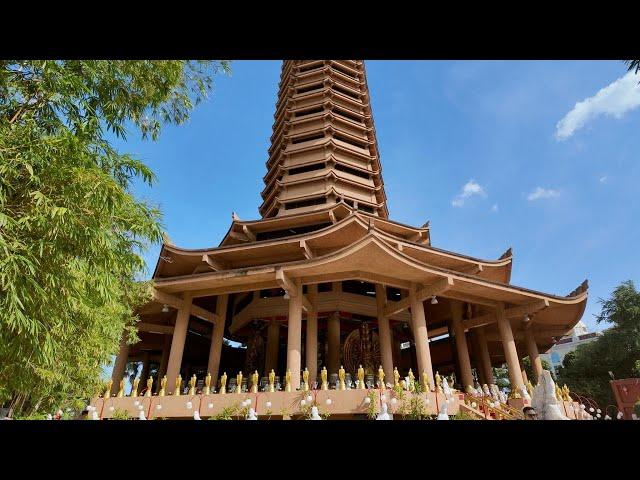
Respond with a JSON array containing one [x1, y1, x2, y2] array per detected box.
[[114, 60, 640, 334]]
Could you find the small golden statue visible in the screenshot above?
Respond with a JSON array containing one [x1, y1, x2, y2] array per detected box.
[[251, 370, 259, 393], [159, 375, 167, 396], [510, 385, 522, 399], [302, 367, 309, 392], [203, 373, 212, 395], [422, 372, 430, 392], [393, 367, 400, 388], [188, 374, 197, 396], [526, 380, 534, 397], [174, 374, 182, 396], [220, 372, 227, 394], [104, 379, 113, 398], [285, 369, 292, 392], [408, 368, 416, 392], [236, 371, 243, 394], [338, 365, 346, 390], [268, 369, 275, 392], [561, 384, 569, 401], [357, 365, 365, 389], [435, 371, 443, 393], [320, 366, 328, 390], [130, 377, 140, 398], [117, 378, 125, 398], [378, 365, 385, 388], [555, 384, 563, 402], [145, 376, 153, 397]]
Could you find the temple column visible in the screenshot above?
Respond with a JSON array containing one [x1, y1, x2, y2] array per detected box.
[[524, 327, 543, 383], [409, 284, 434, 388], [155, 334, 172, 393], [450, 301, 474, 392], [110, 333, 130, 395], [475, 326, 494, 384], [471, 332, 487, 385], [264, 321, 280, 375], [207, 294, 229, 389], [286, 279, 303, 390], [327, 311, 341, 375], [165, 294, 193, 393], [305, 284, 318, 384], [496, 302, 524, 391], [375, 284, 394, 384]]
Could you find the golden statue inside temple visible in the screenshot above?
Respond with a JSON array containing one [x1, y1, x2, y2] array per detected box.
[[321, 366, 328, 391], [378, 365, 385, 389], [117, 378, 125, 398], [188, 374, 197, 395], [145, 376, 153, 397], [220, 372, 227, 394], [203, 373, 212, 395], [104, 379, 113, 398], [251, 370, 259, 393], [338, 365, 346, 390], [174, 374, 182, 396], [268, 369, 275, 392], [285, 369, 292, 392], [435, 371, 443, 393], [302, 367, 310, 392], [393, 367, 400, 388], [357, 365, 365, 389], [130, 377, 140, 398], [422, 372, 430, 392], [408, 368, 415, 392], [159, 375, 167, 397], [236, 371, 243, 394]]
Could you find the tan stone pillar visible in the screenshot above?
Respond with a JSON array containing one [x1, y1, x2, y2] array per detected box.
[[286, 279, 303, 390], [264, 321, 280, 375], [155, 334, 172, 393], [475, 326, 494, 384], [375, 284, 394, 384], [524, 327, 543, 383], [450, 301, 474, 391], [111, 333, 130, 395], [165, 294, 193, 392], [470, 331, 487, 385], [207, 294, 229, 388], [305, 284, 318, 383], [409, 284, 434, 389], [496, 302, 524, 391], [327, 311, 341, 375]]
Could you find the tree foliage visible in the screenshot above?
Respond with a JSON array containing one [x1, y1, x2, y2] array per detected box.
[[0, 60, 229, 415], [556, 280, 640, 407], [521, 356, 553, 382]]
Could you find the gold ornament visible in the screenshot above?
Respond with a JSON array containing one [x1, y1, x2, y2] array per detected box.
[[321, 366, 328, 390], [203, 373, 211, 395], [378, 365, 385, 388], [145, 377, 153, 397], [251, 370, 259, 393], [268, 369, 275, 393], [188, 374, 197, 396], [117, 378, 125, 398], [422, 372, 430, 392], [285, 370, 292, 392], [236, 371, 243, 394], [435, 371, 443, 393], [130, 377, 140, 398], [159, 375, 167, 397], [393, 367, 400, 388], [302, 367, 310, 392], [174, 374, 182, 396], [220, 372, 227, 394], [357, 364, 365, 389], [338, 365, 346, 390], [104, 379, 113, 398], [408, 368, 416, 392]]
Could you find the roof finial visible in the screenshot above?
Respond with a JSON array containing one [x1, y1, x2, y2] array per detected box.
[[232, 211, 240, 221], [161, 232, 173, 246]]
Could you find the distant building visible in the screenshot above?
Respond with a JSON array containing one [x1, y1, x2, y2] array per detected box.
[[540, 321, 601, 375]]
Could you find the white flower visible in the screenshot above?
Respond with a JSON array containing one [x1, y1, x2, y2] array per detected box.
[[133, 400, 139, 406], [156, 404, 162, 410], [596, 409, 601, 414], [265, 401, 272, 408], [208, 403, 213, 409], [326, 398, 332, 405], [138, 405, 144, 411], [604, 415, 611, 420], [306, 395, 312, 402], [589, 407, 595, 413], [246, 398, 251, 405], [300, 399, 306, 406], [186, 401, 193, 410], [109, 406, 115, 412], [364, 397, 371, 404], [391, 398, 398, 405]]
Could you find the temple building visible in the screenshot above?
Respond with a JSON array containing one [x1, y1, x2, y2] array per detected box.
[[105, 60, 588, 419]]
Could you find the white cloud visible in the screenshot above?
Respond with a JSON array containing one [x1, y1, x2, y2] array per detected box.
[[451, 180, 486, 207], [491, 204, 499, 212], [527, 187, 560, 201], [555, 71, 640, 140], [599, 175, 608, 183]]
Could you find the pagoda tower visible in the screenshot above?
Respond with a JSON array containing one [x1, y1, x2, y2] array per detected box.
[[261, 60, 388, 218], [104, 61, 589, 419]]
